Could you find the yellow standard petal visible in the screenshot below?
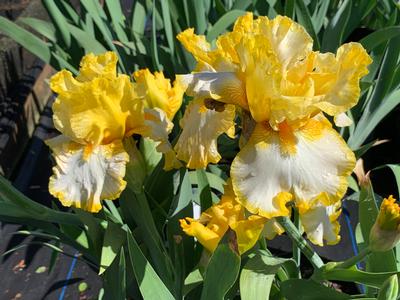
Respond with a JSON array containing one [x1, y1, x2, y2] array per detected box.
[[76, 51, 118, 81], [176, 28, 213, 65], [312, 42, 372, 116], [174, 99, 236, 169], [134, 69, 184, 120], [231, 115, 355, 219], [297, 198, 341, 246], [46, 135, 129, 213], [50, 53, 145, 145], [177, 14, 371, 127], [255, 15, 313, 69]]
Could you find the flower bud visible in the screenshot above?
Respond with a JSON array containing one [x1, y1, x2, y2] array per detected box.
[[369, 196, 400, 252], [377, 274, 398, 300]]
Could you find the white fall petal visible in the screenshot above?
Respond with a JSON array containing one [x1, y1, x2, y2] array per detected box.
[[231, 116, 355, 218], [46, 135, 129, 212]]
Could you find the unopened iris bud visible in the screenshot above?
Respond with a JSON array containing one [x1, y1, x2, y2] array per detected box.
[[377, 274, 398, 300], [369, 196, 400, 252]]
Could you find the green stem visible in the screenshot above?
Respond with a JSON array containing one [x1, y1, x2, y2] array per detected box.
[[276, 216, 324, 269], [259, 237, 268, 250], [336, 247, 372, 269], [293, 210, 301, 272]]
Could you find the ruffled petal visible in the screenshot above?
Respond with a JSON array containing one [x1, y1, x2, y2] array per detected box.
[[256, 15, 313, 69], [142, 108, 181, 170], [46, 135, 128, 213], [180, 180, 264, 254], [77, 52, 118, 81], [230, 215, 265, 254], [176, 28, 213, 65], [298, 198, 341, 246], [177, 72, 247, 109], [313, 43, 372, 116], [134, 69, 184, 120], [51, 53, 145, 145], [174, 99, 236, 169], [51, 69, 145, 145], [180, 217, 227, 252], [231, 116, 355, 218]]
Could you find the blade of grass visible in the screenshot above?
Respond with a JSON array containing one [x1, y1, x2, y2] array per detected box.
[[67, 23, 108, 54], [187, 0, 207, 34], [125, 227, 175, 299], [105, 0, 129, 46], [0, 16, 51, 63], [18, 18, 56, 42], [43, 0, 71, 47], [284, 0, 295, 18], [321, 0, 351, 52], [311, 0, 330, 33], [57, 0, 80, 25], [151, 0, 162, 70], [206, 9, 246, 42], [360, 26, 400, 52], [160, 0, 175, 55], [295, 0, 320, 50]]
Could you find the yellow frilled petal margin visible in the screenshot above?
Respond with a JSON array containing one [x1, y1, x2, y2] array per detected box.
[[176, 28, 213, 66], [174, 99, 236, 169], [176, 14, 371, 127], [180, 181, 266, 254], [134, 69, 184, 120], [76, 51, 118, 81], [50, 53, 145, 145], [46, 135, 129, 213], [297, 198, 341, 246], [141, 108, 181, 171], [312, 43, 372, 116], [231, 115, 355, 219]]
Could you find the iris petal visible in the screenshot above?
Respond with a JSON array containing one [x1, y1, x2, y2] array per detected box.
[[174, 99, 236, 169], [46, 135, 128, 213], [231, 115, 355, 218]]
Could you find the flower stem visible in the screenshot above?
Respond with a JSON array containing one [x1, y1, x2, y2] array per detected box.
[[336, 247, 372, 269], [292, 210, 301, 270], [276, 216, 324, 269]]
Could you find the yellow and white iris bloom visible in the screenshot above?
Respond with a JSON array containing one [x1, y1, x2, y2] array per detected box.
[[176, 13, 371, 245], [48, 52, 183, 212], [180, 181, 266, 254]]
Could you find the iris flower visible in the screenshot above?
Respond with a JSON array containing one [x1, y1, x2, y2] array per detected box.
[[176, 13, 371, 245], [180, 180, 270, 254], [47, 52, 182, 212]]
